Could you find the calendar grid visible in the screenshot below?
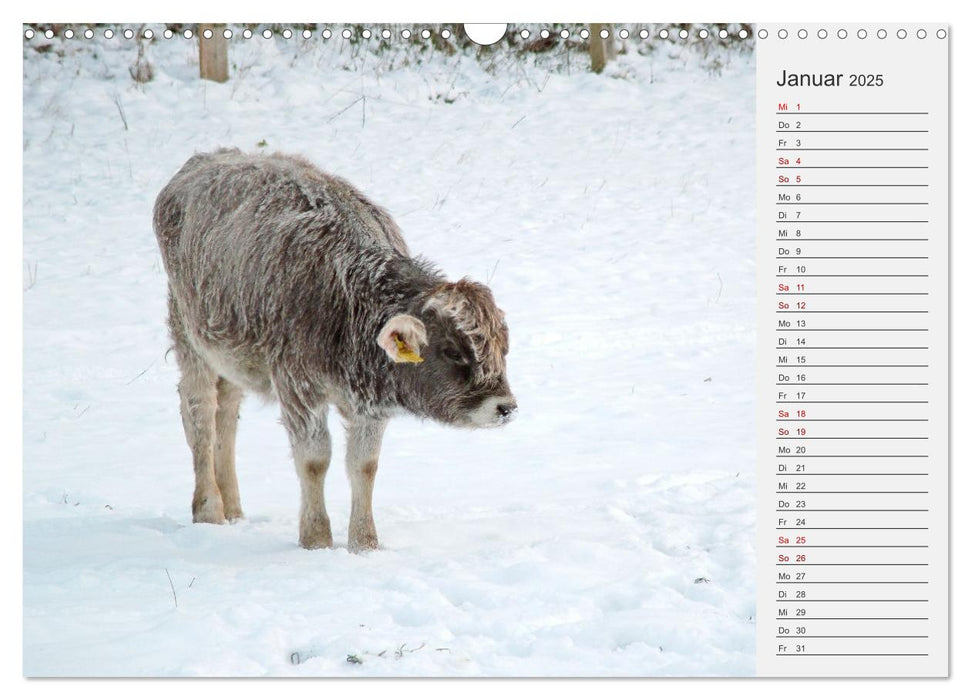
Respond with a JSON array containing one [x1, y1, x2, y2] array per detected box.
[[756, 23, 948, 676]]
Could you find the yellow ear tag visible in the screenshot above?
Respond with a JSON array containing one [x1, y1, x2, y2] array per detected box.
[[394, 335, 424, 363]]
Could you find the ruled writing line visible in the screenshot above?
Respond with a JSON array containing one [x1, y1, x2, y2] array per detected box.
[[775, 275, 929, 278], [775, 239, 930, 241], [776, 166, 929, 169], [776, 401, 928, 405], [776, 148, 929, 151], [776, 184, 929, 187], [774, 220, 929, 223], [774, 490, 929, 493], [775, 310, 928, 312], [776, 636, 929, 639], [774, 111, 929, 115], [776, 202, 929, 205], [777, 256, 929, 259], [775, 617, 929, 620], [775, 383, 928, 385]]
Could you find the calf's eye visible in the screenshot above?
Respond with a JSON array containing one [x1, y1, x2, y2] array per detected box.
[[442, 347, 465, 363]]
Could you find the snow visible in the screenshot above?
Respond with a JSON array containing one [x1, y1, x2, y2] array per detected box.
[[22, 29, 756, 676]]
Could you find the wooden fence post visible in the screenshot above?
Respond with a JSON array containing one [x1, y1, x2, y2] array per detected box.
[[199, 23, 229, 83], [590, 23, 608, 74]]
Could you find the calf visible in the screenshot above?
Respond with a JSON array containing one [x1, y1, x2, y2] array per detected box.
[[153, 149, 516, 551]]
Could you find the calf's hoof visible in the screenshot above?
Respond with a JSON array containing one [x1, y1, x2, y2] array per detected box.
[[348, 538, 379, 554], [224, 504, 245, 522], [348, 524, 379, 553], [299, 514, 333, 549], [192, 494, 226, 524]]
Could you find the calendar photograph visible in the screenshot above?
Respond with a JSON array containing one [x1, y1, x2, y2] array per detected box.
[[23, 21, 779, 677]]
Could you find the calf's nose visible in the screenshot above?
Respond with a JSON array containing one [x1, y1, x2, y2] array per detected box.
[[496, 402, 518, 418]]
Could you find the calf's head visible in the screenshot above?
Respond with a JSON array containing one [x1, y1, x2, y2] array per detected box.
[[377, 280, 517, 428]]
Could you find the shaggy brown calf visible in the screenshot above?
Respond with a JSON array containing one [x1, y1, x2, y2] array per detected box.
[[154, 149, 516, 551]]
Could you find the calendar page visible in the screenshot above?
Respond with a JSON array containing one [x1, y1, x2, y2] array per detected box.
[[20, 21, 949, 679], [755, 24, 948, 677]]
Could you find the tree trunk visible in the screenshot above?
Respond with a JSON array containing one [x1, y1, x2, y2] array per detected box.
[[198, 23, 229, 83]]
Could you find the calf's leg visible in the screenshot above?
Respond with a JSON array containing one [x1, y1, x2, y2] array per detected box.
[[286, 413, 334, 549], [345, 417, 388, 552], [214, 377, 245, 521], [175, 352, 224, 524], [169, 299, 224, 524]]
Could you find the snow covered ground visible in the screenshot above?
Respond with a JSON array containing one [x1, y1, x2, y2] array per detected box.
[[22, 28, 756, 676]]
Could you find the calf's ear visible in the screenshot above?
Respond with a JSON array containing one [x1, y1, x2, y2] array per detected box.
[[377, 314, 428, 364]]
